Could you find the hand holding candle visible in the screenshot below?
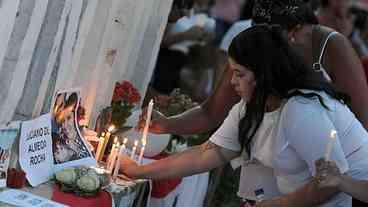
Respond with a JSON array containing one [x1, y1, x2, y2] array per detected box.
[[325, 130, 337, 161]]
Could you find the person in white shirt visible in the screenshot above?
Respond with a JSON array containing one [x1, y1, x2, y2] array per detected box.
[[120, 25, 368, 207]]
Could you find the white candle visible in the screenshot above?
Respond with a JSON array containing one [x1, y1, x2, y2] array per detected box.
[[130, 140, 139, 160], [107, 137, 118, 168], [108, 137, 118, 160], [325, 130, 337, 161], [138, 140, 146, 164], [142, 99, 154, 144], [108, 142, 120, 173], [112, 138, 128, 179], [100, 126, 115, 161], [95, 132, 105, 161], [105, 125, 115, 141]]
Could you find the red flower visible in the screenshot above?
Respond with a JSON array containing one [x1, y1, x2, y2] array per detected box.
[[110, 81, 141, 128], [112, 81, 141, 105]]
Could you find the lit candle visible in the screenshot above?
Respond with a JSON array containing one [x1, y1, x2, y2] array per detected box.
[[108, 142, 120, 173], [138, 139, 146, 164], [95, 132, 105, 161], [121, 138, 128, 150], [142, 99, 154, 144], [113, 138, 128, 179], [130, 140, 139, 160], [325, 130, 337, 161], [107, 137, 118, 167], [100, 125, 115, 162]]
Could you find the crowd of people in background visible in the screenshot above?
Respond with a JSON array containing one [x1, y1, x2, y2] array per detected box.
[[135, 0, 368, 206]]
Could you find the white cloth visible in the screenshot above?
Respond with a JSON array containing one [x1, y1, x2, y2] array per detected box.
[[210, 91, 368, 206], [220, 20, 252, 52]]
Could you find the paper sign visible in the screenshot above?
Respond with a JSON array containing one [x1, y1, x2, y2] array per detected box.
[[19, 114, 54, 187], [51, 89, 96, 172], [0, 189, 68, 207], [0, 123, 19, 187]]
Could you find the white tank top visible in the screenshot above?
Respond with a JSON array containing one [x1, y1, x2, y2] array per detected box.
[[312, 31, 339, 82]]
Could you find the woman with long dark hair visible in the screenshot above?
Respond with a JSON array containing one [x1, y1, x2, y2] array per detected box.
[[122, 25, 368, 206]]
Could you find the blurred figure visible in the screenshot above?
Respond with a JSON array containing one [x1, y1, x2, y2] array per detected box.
[[150, 0, 215, 97], [316, 0, 354, 37], [220, 0, 254, 51], [210, 0, 245, 44], [350, 1, 368, 57]]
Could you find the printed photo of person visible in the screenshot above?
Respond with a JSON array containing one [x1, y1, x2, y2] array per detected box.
[[0, 147, 9, 179], [51, 91, 92, 165]]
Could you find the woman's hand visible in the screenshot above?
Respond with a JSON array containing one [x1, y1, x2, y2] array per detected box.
[[136, 108, 169, 134], [119, 154, 141, 179], [315, 158, 342, 189]]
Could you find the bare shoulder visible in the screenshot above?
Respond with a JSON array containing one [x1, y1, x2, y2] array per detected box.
[[317, 25, 351, 51]]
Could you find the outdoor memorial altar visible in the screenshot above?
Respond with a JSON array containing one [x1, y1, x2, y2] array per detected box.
[[0, 82, 209, 207], [0, 82, 154, 207]]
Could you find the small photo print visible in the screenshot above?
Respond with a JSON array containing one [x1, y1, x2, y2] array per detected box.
[[51, 90, 91, 164]]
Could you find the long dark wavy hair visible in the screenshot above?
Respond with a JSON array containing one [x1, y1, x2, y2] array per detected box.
[[228, 25, 349, 155]]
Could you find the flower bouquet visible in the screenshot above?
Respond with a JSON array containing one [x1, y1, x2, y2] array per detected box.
[[110, 81, 141, 129], [95, 81, 140, 135]]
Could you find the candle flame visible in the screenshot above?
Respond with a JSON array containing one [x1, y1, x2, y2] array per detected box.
[[149, 99, 154, 106], [114, 136, 118, 143], [123, 138, 128, 144], [330, 130, 337, 139], [108, 125, 115, 132], [101, 132, 105, 137], [134, 140, 139, 146]]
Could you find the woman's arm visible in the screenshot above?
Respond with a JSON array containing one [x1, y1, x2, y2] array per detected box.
[[139, 65, 240, 135], [338, 175, 368, 203], [325, 33, 368, 129], [120, 141, 239, 180]]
